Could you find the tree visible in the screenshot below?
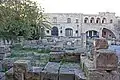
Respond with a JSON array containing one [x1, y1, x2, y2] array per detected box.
[[0, 0, 51, 44]]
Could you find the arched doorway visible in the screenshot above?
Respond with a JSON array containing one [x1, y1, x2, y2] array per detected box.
[[65, 28, 73, 37], [102, 28, 116, 39], [51, 27, 58, 36], [86, 30, 99, 38]]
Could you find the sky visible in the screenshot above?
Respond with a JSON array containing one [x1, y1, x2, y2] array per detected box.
[[32, 0, 120, 16]]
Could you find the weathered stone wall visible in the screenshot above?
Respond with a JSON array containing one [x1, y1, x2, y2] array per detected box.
[[94, 49, 118, 71], [93, 38, 109, 50]]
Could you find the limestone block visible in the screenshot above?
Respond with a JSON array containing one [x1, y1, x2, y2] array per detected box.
[[59, 62, 81, 80], [26, 67, 43, 80], [64, 52, 80, 62], [94, 38, 108, 50], [94, 49, 118, 71], [87, 70, 119, 80], [13, 60, 31, 80], [59, 68, 75, 80], [49, 52, 64, 62], [41, 62, 60, 80]]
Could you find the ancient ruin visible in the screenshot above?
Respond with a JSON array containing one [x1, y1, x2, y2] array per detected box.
[[0, 37, 120, 80]]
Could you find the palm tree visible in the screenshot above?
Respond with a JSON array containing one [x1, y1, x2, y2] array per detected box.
[[35, 12, 51, 39]]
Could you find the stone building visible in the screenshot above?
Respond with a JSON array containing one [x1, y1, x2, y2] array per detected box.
[[45, 12, 120, 39]]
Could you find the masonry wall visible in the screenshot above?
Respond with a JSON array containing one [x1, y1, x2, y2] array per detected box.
[[44, 12, 119, 39]]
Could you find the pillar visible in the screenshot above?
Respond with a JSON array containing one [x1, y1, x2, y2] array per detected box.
[[92, 31, 94, 37], [99, 28, 103, 38]]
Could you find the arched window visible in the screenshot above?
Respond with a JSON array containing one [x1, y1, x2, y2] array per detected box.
[[90, 17, 95, 23], [96, 18, 101, 23], [84, 17, 89, 23], [67, 18, 71, 23], [65, 28, 73, 36], [102, 18, 107, 23], [53, 17, 57, 23], [51, 27, 58, 36], [110, 19, 113, 23]]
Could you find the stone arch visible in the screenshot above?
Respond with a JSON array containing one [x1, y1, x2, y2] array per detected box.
[[102, 28, 116, 39], [51, 26, 58, 36], [84, 17, 89, 23], [65, 28, 73, 37], [90, 17, 95, 23], [96, 18, 101, 23], [102, 18, 107, 23], [86, 30, 99, 38]]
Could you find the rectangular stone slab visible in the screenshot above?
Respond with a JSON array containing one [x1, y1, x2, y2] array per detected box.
[[59, 68, 75, 80], [41, 62, 60, 80]]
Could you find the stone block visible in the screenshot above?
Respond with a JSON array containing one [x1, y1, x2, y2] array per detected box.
[[26, 67, 43, 80], [59, 68, 75, 80], [87, 70, 119, 80], [49, 52, 64, 62], [41, 62, 60, 80], [94, 49, 118, 71], [59, 62, 81, 80], [64, 52, 80, 62], [13, 60, 31, 80], [94, 38, 108, 50]]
